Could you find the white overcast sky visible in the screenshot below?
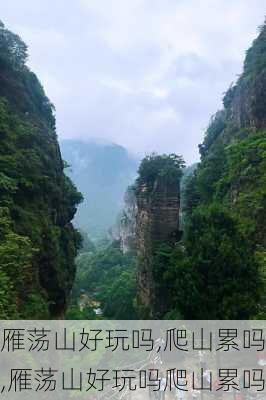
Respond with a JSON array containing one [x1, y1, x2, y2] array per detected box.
[[1, 1, 265, 163]]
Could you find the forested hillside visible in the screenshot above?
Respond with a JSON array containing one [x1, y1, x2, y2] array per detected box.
[[66, 241, 137, 320], [160, 23, 266, 319], [0, 21, 82, 318]]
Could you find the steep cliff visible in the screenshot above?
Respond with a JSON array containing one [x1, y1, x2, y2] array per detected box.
[[193, 23, 266, 248], [198, 23, 266, 158], [135, 154, 184, 318], [109, 185, 137, 254], [0, 21, 82, 318]]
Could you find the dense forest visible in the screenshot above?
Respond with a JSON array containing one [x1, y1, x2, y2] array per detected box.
[[0, 19, 265, 320], [66, 238, 137, 320]]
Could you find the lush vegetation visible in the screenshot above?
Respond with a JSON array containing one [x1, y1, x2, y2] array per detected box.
[[66, 240, 137, 320], [152, 130, 266, 320], [0, 21, 82, 318], [135, 153, 185, 195], [161, 204, 261, 319]]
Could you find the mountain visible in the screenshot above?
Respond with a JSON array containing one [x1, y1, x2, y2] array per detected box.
[[158, 21, 266, 319], [189, 22, 266, 247], [0, 21, 82, 318], [60, 139, 137, 241]]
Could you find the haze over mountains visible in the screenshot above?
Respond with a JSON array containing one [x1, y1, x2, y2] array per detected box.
[[60, 139, 138, 240], [0, 9, 265, 322]]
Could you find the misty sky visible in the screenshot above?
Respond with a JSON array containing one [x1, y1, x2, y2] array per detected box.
[[1, 1, 265, 163]]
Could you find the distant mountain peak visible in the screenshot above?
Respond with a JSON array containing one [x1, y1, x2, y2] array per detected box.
[[60, 139, 137, 241]]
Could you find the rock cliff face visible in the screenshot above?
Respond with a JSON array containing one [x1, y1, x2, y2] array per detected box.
[[119, 186, 137, 254], [109, 185, 137, 254], [197, 23, 266, 247], [135, 156, 183, 318], [0, 21, 82, 318], [225, 24, 266, 132]]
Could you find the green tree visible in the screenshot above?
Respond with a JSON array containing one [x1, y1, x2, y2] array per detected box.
[[168, 205, 261, 319], [136, 153, 185, 194], [0, 20, 28, 69], [67, 242, 137, 319]]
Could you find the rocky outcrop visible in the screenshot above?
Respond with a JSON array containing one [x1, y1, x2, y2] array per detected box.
[[224, 24, 266, 133], [119, 186, 137, 253], [109, 185, 137, 253], [227, 71, 266, 131], [135, 158, 183, 318]]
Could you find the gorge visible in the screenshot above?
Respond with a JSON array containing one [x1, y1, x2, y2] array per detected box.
[[0, 18, 265, 321]]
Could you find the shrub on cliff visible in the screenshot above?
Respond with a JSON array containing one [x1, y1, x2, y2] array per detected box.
[[135, 153, 185, 194]]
